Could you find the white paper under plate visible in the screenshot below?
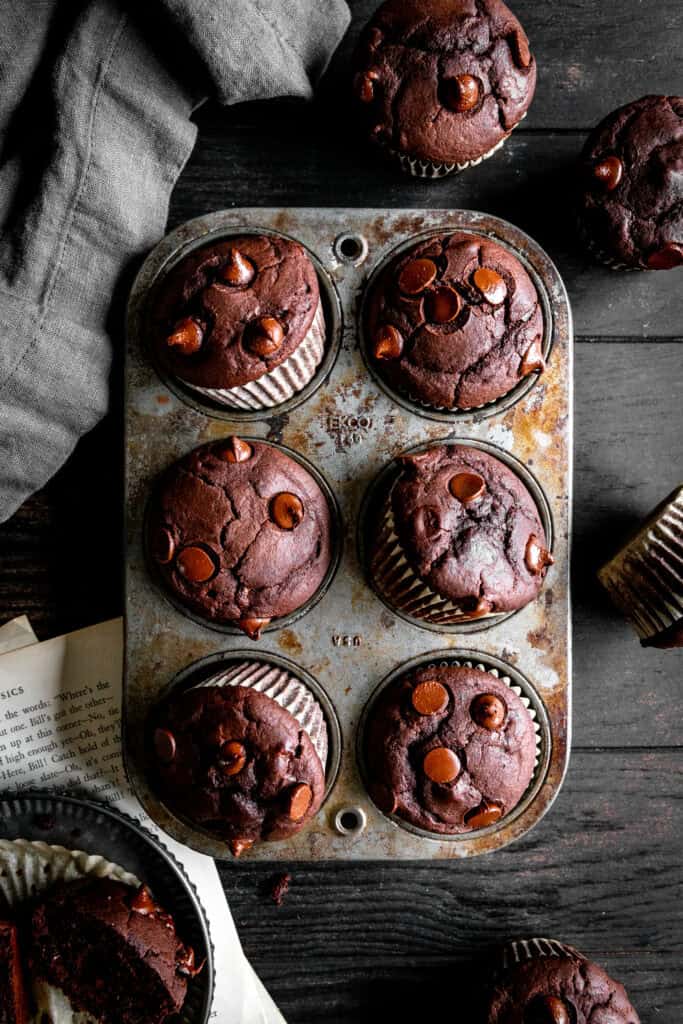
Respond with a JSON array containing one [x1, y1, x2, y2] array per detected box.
[[0, 839, 140, 1024]]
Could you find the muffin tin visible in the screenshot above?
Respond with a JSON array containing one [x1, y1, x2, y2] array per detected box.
[[124, 208, 572, 860]]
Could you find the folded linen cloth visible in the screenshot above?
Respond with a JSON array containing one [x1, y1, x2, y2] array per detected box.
[[0, 0, 349, 523]]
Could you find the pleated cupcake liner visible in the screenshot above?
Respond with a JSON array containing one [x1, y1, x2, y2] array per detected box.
[[598, 485, 683, 647], [384, 113, 525, 179], [494, 937, 585, 979], [0, 839, 140, 1024], [370, 494, 498, 625], [182, 298, 326, 410], [576, 215, 644, 272], [194, 660, 329, 768]]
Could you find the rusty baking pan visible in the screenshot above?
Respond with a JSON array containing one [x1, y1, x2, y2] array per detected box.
[[124, 208, 572, 860]]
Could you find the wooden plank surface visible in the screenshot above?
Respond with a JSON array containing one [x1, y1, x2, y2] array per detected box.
[[0, 1, 681, 1021]]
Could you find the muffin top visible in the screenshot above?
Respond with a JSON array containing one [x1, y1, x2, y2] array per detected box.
[[150, 234, 321, 388], [365, 231, 545, 409], [31, 879, 198, 1016], [151, 685, 326, 854], [389, 445, 552, 615], [364, 665, 537, 834], [353, 0, 536, 165], [578, 95, 683, 269], [147, 438, 332, 637], [485, 950, 640, 1023]]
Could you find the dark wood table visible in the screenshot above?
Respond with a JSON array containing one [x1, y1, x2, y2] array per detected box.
[[1, 2, 681, 1020]]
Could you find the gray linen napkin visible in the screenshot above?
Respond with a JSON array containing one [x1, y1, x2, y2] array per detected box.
[[0, 0, 349, 523]]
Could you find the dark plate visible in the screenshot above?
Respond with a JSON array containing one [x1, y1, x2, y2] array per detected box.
[[0, 791, 214, 1024]]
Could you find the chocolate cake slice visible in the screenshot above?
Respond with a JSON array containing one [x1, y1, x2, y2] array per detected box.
[[0, 921, 29, 1024], [30, 878, 202, 1024]]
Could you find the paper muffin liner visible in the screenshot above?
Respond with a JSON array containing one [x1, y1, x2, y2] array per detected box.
[[494, 937, 585, 979], [384, 113, 525, 179], [181, 298, 326, 410], [0, 838, 141, 1024], [576, 215, 644, 272], [370, 493, 498, 625], [193, 659, 329, 768], [597, 485, 683, 647]]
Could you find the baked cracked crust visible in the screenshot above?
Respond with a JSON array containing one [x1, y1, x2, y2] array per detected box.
[[364, 665, 537, 834], [353, 0, 536, 166], [151, 685, 325, 848], [147, 439, 332, 632], [390, 445, 552, 614], [365, 232, 545, 409], [151, 233, 321, 387], [485, 950, 640, 1023], [578, 95, 683, 270]]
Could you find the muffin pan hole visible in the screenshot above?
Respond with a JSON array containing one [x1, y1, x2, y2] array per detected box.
[[334, 232, 368, 266], [356, 649, 552, 843], [334, 806, 367, 837]]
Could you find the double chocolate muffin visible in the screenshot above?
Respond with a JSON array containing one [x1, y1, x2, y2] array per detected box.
[[30, 879, 200, 1024], [150, 233, 326, 408], [147, 438, 333, 638], [364, 664, 538, 834], [371, 444, 553, 624], [578, 95, 683, 270], [485, 939, 640, 1023], [151, 683, 326, 857], [353, 0, 537, 176], [365, 231, 545, 411], [0, 921, 28, 1024]]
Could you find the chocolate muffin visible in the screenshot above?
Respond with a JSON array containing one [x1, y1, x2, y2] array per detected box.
[[365, 231, 545, 410], [371, 444, 553, 624], [485, 939, 640, 1023], [353, 0, 536, 177], [578, 95, 683, 270], [0, 921, 28, 1024], [150, 233, 326, 409], [30, 879, 200, 1024], [147, 438, 333, 638], [364, 664, 538, 834], [151, 684, 326, 856]]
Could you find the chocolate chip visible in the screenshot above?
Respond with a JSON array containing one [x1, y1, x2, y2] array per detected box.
[[221, 248, 255, 287], [525, 534, 554, 575], [464, 798, 503, 828], [130, 886, 157, 915], [423, 747, 460, 784], [246, 316, 284, 357], [470, 693, 506, 731], [524, 995, 572, 1024], [219, 741, 247, 776], [166, 317, 203, 356], [593, 155, 623, 191], [151, 527, 175, 564], [425, 285, 461, 324], [412, 680, 449, 715], [229, 838, 254, 857], [646, 242, 683, 270], [177, 946, 205, 978], [153, 728, 177, 764], [270, 492, 304, 529], [219, 436, 252, 463], [520, 337, 546, 376], [177, 546, 216, 583], [373, 324, 404, 360], [355, 69, 380, 103], [509, 28, 532, 69], [460, 596, 494, 619], [237, 617, 270, 640], [473, 267, 507, 305], [442, 74, 480, 112], [398, 258, 437, 295], [287, 782, 313, 821], [449, 471, 486, 504]]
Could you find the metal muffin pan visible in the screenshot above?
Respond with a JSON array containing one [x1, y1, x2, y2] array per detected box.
[[124, 207, 572, 860]]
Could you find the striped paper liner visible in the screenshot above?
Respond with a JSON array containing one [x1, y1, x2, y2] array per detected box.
[[193, 660, 328, 768], [384, 113, 525, 179], [182, 299, 326, 410], [497, 937, 585, 976], [598, 486, 683, 646]]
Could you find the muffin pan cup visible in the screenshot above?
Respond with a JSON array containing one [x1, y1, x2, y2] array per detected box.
[[125, 207, 572, 861]]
